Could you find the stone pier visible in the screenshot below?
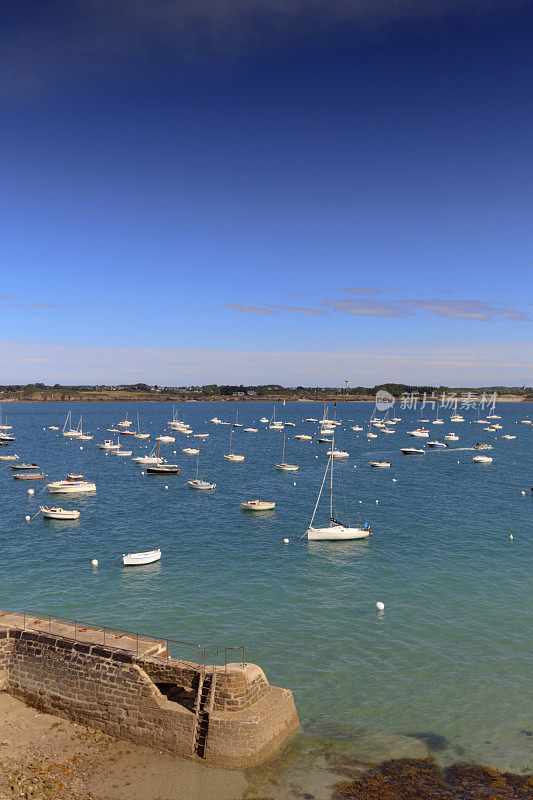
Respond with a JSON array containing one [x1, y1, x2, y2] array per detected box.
[[0, 611, 299, 769]]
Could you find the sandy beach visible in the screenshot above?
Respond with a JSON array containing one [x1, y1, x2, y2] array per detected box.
[[0, 693, 247, 800]]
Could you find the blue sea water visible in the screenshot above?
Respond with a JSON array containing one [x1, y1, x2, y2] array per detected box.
[[0, 401, 531, 774]]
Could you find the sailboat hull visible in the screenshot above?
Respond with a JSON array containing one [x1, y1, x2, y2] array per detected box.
[[307, 525, 370, 541]]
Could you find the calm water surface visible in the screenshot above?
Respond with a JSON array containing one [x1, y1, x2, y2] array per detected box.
[[0, 401, 531, 775]]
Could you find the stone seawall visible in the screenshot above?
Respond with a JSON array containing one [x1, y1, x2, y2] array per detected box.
[[0, 621, 299, 769]]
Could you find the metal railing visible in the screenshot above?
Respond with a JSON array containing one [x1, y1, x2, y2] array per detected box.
[[11, 610, 245, 669]]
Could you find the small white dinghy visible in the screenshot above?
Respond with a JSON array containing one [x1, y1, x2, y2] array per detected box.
[[473, 455, 493, 463], [244, 428, 258, 433], [502, 435, 516, 440], [123, 549, 161, 566], [156, 435, 175, 443], [40, 506, 80, 520], [295, 434, 312, 440], [444, 433, 459, 441], [370, 461, 391, 468], [327, 449, 349, 458], [182, 447, 199, 454], [351, 425, 363, 431], [240, 500, 275, 511]]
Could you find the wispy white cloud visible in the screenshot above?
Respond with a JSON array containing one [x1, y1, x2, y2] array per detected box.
[[323, 298, 411, 317], [223, 303, 277, 315], [267, 304, 328, 316], [402, 298, 530, 321]]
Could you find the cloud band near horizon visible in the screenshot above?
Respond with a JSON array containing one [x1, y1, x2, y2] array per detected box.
[[1, 339, 530, 386]]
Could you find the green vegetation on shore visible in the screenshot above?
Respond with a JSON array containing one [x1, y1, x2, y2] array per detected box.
[[0, 382, 531, 402]]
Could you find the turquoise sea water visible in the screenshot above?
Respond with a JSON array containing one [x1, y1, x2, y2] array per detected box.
[[0, 401, 531, 775]]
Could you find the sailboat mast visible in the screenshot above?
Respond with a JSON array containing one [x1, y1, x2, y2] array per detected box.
[[281, 434, 285, 463], [196, 445, 200, 478], [328, 435, 335, 523]]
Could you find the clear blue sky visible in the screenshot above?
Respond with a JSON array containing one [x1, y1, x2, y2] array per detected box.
[[1, 1, 532, 385]]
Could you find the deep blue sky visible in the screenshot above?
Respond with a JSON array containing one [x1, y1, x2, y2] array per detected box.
[[1, 1, 532, 384]]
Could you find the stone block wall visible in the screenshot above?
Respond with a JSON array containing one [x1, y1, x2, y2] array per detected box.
[[0, 624, 299, 768]]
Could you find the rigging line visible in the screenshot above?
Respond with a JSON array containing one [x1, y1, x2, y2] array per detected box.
[[297, 454, 331, 542]]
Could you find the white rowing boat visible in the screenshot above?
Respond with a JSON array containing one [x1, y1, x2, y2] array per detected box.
[[123, 549, 161, 566]]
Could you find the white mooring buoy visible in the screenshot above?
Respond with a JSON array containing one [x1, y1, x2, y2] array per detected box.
[[510, 534, 514, 540], [91, 559, 98, 567], [28, 488, 34, 495], [283, 538, 289, 544], [25, 515, 31, 522], [521, 491, 526, 496], [165, 485, 169, 490], [376, 601, 385, 612]]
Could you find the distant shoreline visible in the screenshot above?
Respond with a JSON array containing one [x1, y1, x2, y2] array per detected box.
[[0, 395, 529, 403]]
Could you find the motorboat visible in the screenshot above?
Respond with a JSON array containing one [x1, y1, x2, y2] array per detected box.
[[40, 506, 80, 520], [259, 417, 269, 423], [156, 435, 175, 443], [123, 549, 161, 566], [193, 433, 209, 438], [98, 439, 120, 450], [473, 455, 493, 463], [484, 426, 497, 432], [326, 449, 349, 458], [210, 417, 222, 424], [400, 448, 425, 455], [444, 433, 459, 441], [475, 443, 493, 450], [317, 437, 333, 443], [67, 473, 83, 481], [275, 435, 299, 471], [240, 500, 275, 511], [305, 418, 318, 423], [78, 433, 93, 441], [382, 428, 395, 434], [113, 449, 132, 456], [427, 441, 447, 448], [450, 414, 464, 422], [244, 428, 258, 433], [502, 435, 516, 440], [302, 450, 371, 541], [0, 453, 19, 461], [0, 433, 16, 442], [351, 425, 363, 431], [370, 461, 391, 468], [284, 422, 296, 427], [366, 432, 378, 439], [408, 429, 430, 438], [47, 480, 96, 493], [117, 415, 132, 428], [295, 434, 312, 440], [182, 447, 199, 454], [9, 462, 40, 470], [13, 472, 45, 480], [48, 426, 59, 431]]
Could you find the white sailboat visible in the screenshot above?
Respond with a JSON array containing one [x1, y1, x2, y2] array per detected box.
[[268, 406, 284, 430], [275, 435, 299, 471], [132, 442, 164, 464], [223, 428, 245, 461], [301, 443, 371, 541], [62, 410, 81, 438], [134, 412, 150, 439], [187, 444, 216, 490]]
